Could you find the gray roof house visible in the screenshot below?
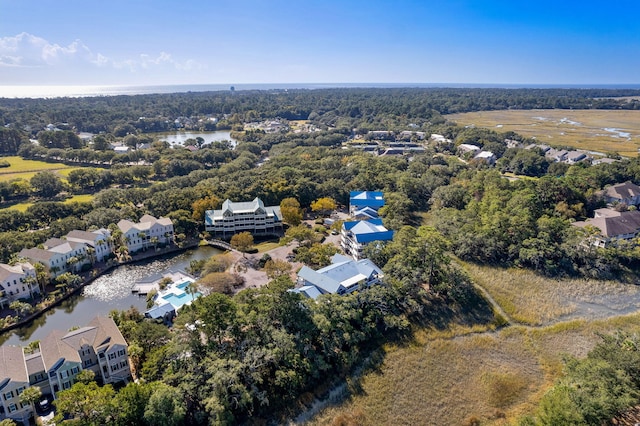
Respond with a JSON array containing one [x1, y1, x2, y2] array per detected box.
[[293, 254, 384, 299], [205, 197, 282, 236], [572, 208, 640, 248], [603, 182, 640, 206]]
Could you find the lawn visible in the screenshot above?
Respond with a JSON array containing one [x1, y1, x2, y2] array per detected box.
[[446, 109, 640, 157], [0, 156, 74, 182], [63, 194, 94, 204]]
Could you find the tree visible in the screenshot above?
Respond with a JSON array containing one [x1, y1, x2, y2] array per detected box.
[[280, 197, 303, 225], [191, 195, 220, 222], [9, 301, 33, 318], [310, 197, 337, 217], [113, 382, 153, 426], [19, 386, 41, 412], [264, 259, 292, 279], [230, 231, 254, 256], [143, 384, 186, 426], [54, 381, 115, 425], [30, 171, 64, 198]]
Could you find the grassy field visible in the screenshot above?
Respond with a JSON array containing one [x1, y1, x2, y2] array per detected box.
[[0, 156, 75, 182], [306, 265, 640, 426], [446, 109, 640, 157]]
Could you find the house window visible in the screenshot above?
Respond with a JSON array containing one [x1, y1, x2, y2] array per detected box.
[[60, 370, 68, 379], [117, 349, 126, 357], [108, 353, 116, 360], [120, 361, 128, 369], [62, 381, 71, 390], [71, 367, 80, 374], [16, 387, 24, 395], [7, 403, 17, 413], [4, 391, 13, 400]]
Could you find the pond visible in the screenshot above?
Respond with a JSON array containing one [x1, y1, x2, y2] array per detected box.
[[156, 130, 237, 147], [0, 246, 221, 347]]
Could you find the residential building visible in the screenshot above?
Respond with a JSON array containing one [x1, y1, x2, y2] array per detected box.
[[118, 214, 174, 253], [204, 197, 283, 237], [0, 316, 129, 422], [565, 151, 588, 164], [65, 229, 112, 263], [0, 262, 38, 307], [457, 144, 481, 155], [603, 181, 640, 206], [0, 346, 31, 424], [349, 191, 385, 216], [39, 316, 130, 398], [474, 150, 496, 165], [19, 237, 88, 278], [341, 219, 394, 259], [293, 254, 384, 299], [572, 208, 640, 248]]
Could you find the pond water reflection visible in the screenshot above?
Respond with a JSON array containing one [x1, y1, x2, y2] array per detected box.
[[0, 246, 221, 347]]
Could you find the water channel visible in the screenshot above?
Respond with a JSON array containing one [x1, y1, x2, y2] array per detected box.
[[0, 246, 221, 347], [155, 130, 237, 147]]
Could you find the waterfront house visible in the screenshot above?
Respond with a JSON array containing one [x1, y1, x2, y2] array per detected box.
[[603, 181, 640, 207], [0, 346, 31, 424], [65, 229, 112, 263], [341, 218, 394, 260], [293, 254, 384, 299], [39, 316, 130, 398], [0, 262, 38, 306], [204, 197, 282, 237], [118, 214, 174, 253], [18, 242, 86, 279], [143, 272, 200, 321], [43, 238, 90, 272], [572, 208, 640, 248]]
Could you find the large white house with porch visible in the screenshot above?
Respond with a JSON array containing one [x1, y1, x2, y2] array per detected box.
[[205, 197, 283, 237]]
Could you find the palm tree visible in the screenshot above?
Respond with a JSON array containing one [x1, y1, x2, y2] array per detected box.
[[86, 246, 96, 265], [33, 262, 49, 297], [22, 275, 38, 300], [19, 386, 41, 416], [151, 236, 159, 251]]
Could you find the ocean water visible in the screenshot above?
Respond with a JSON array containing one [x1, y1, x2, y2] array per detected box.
[[2, 83, 640, 99]]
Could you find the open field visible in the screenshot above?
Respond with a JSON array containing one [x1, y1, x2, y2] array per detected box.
[[305, 264, 640, 425], [0, 156, 74, 182], [460, 263, 640, 326], [446, 109, 640, 157], [308, 315, 640, 426]]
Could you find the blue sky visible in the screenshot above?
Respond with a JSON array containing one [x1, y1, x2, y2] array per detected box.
[[1, 0, 639, 86]]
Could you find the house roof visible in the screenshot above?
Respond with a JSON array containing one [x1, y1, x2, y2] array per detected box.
[[145, 303, 176, 319], [605, 181, 640, 201], [349, 191, 385, 209], [24, 352, 45, 377], [290, 285, 323, 299], [19, 247, 56, 262], [66, 230, 108, 244], [0, 346, 27, 384], [343, 219, 394, 243], [40, 329, 80, 370], [352, 206, 379, 220], [205, 197, 282, 223], [40, 316, 127, 370], [297, 254, 384, 297], [118, 215, 172, 233], [0, 262, 33, 281], [573, 209, 640, 238]]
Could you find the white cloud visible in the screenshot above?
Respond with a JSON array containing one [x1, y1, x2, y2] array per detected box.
[[0, 32, 204, 79]]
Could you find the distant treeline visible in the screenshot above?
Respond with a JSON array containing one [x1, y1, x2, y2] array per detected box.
[[1, 88, 640, 138]]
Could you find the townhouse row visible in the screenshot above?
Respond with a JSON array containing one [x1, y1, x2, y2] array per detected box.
[[0, 215, 173, 306]]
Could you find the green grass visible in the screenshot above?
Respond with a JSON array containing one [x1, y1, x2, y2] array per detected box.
[[255, 241, 281, 252], [63, 194, 94, 204], [447, 109, 640, 157], [0, 156, 75, 182], [5, 202, 32, 212]]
